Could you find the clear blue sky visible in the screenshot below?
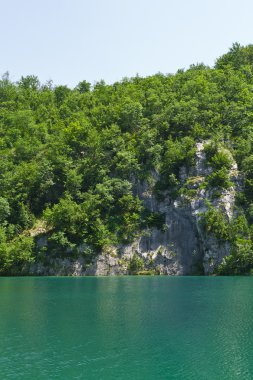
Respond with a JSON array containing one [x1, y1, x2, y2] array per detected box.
[[1, 0, 252, 87]]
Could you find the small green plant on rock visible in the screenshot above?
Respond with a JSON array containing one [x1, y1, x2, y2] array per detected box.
[[207, 168, 233, 190], [128, 253, 144, 274]]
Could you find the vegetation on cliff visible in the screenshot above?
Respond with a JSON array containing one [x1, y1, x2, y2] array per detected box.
[[1, 43, 253, 274]]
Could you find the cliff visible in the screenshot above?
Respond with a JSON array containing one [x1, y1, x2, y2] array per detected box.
[[27, 141, 240, 276]]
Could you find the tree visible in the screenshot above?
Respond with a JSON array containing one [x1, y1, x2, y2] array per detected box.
[[75, 80, 91, 93]]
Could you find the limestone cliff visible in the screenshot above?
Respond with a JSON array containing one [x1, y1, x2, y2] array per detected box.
[[28, 141, 240, 276]]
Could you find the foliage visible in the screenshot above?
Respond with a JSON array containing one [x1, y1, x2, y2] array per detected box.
[[2, 44, 253, 273], [143, 211, 166, 230], [217, 238, 253, 275], [201, 205, 230, 241], [0, 233, 34, 274], [206, 168, 233, 190], [210, 151, 232, 171], [128, 254, 144, 274]]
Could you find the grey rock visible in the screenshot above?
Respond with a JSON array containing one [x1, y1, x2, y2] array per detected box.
[[27, 141, 239, 276]]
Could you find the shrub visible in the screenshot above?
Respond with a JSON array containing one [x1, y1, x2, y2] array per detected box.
[[207, 168, 233, 189], [0, 197, 10, 223], [201, 206, 229, 241], [218, 238, 253, 275], [128, 253, 144, 274], [0, 235, 34, 274], [143, 211, 166, 230], [210, 151, 232, 170], [203, 141, 218, 162]]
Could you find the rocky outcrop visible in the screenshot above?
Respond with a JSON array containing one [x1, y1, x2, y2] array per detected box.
[[189, 142, 238, 273], [27, 141, 240, 276]]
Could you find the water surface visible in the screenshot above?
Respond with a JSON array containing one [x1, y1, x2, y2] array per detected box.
[[0, 276, 252, 379]]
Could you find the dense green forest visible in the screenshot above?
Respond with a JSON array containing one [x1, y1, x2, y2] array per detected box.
[[1, 43, 253, 275]]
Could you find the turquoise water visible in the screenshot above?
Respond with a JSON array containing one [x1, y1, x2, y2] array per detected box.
[[0, 277, 253, 379]]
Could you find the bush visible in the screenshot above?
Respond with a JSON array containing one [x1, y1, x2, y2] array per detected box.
[[0, 235, 34, 274], [210, 151, 232, 170], [0, 197, 10, 223], [143, 211, 166, 230], [201, 206, 229, 241], [218, 238, 253, 275], [128, 253, 144, 274], [203, 141, 219, 162], [207, 168, 233, 189]]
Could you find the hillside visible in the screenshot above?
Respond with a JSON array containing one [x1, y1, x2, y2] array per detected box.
[[1, 43, 253, 275]]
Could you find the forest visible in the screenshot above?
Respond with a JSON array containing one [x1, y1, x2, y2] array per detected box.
[[1, 43, 253, 275]]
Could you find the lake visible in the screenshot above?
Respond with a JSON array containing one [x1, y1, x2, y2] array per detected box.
[[0, 277, 252, 379]]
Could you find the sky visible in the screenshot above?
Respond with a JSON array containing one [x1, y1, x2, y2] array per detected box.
[[1, 0, 253, 87]]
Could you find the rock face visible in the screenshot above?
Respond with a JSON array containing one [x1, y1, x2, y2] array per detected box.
[[28, 141, 239, 276], [189, 142, 237, 274]]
